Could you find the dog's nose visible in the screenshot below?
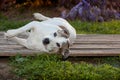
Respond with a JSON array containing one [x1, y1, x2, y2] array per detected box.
[[43, 38, 50, 45]]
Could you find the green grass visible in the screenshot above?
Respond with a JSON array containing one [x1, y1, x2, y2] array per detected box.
[[0, 13, 29, 31], [10, 54, 120, 80], [0, 20, 29, 31], [70, 20, 120, 34]]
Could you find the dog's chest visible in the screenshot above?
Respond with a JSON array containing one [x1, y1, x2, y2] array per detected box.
[[27, 36, 45, 51]]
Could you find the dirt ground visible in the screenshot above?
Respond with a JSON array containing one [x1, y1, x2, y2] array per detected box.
[[0, 58, 17, 80]]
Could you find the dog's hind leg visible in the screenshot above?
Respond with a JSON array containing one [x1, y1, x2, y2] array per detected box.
[[33, 13, 50, 21], [5, 21, 36, 38]]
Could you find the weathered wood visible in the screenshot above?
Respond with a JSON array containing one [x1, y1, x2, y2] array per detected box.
[[70, 49, 120, 56], [0, 32, 120, 56], [71, 44, 120, 49]]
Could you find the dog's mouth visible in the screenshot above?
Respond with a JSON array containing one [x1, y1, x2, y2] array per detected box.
[[43, 44, 49, 52], [49, 49, 56, 53], [43, 44, 59, 53]]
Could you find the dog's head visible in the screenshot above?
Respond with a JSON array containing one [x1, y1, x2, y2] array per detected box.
[[42, 26, 70, 58]]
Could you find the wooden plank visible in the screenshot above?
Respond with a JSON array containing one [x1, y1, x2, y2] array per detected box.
[[1, 43, 120, 49], [1, 38, 120, 45], [70, 44, 120, 49], [0, 48, 120, 56], [0, 45, 24, 49], [0, 39, 17, 45], [0, 51, 39, 56], [75, 36, 120, 41], [70, 49, 120, 56], [77, 34, 120, 38], [2, 39, 120, 45], [0, 32, 120, 56], [74, 41, 120, 44]]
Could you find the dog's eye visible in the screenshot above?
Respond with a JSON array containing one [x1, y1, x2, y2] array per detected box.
[[56, 43, 60, 47], [54, 32, 57, 37]]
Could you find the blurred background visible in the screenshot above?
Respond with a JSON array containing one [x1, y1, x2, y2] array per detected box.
[[0, 0, 120, 21]]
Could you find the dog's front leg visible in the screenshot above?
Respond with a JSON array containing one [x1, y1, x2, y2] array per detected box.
[[10, 37, 28, 48]]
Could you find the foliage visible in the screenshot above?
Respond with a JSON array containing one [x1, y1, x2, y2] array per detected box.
[[69, 56, 120, 68], [0, 15, 29, 31], [1, 0, 120, 11], [62, 0, 120, 21], [10, 54, 120, 80], [0, 20, 28, 31]]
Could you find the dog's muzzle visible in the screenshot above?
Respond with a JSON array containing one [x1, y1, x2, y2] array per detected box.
[[43, 38, 50, 45]]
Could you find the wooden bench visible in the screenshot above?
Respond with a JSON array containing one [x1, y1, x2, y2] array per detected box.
[[0, 32, 120, 56]]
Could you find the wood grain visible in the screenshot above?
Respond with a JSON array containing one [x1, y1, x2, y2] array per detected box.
[[0, 32, 120, 56]]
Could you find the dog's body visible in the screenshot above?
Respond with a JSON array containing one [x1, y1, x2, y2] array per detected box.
[[5, 13, 76, 58]]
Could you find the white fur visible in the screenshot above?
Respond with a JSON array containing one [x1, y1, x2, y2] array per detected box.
[[5, 13, 76, 54]]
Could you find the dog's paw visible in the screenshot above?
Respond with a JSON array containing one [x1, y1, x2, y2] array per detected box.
[[4, 32, 8, 39], [33, 13, 50, 20], [33, 13, 42, 20], [5, 30, 17, 38]]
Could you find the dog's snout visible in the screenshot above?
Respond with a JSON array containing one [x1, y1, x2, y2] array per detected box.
[[43, 38, 50, 45]]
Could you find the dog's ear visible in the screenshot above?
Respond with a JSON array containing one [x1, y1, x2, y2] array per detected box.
[[62, 49, 70, 60], [58, 40, 70, 60], [58, 26, 70, 38], [59, 48, 70, 60]]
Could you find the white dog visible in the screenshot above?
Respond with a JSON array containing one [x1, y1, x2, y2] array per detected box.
[[5, 13, 76, 58]]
